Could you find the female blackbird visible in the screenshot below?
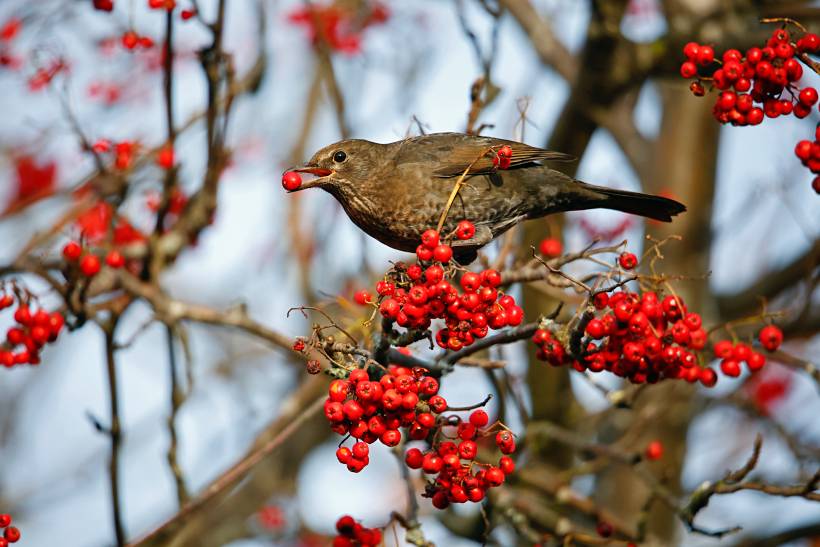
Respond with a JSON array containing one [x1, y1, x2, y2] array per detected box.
[[289, 133, 685, 259]]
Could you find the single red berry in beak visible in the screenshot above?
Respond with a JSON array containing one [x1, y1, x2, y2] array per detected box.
[[281, 171, 302, 191]]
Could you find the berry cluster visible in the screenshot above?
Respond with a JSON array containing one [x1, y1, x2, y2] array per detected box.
[[794, 126, 820, 194], [121, 31, 154, 50], [288, 2, 389, 56], [333, 515, 381, 547], [534, 289, 718, 386], [327, 366, 447, 473], [91, 139, 136, 169], [373, 226, 523, 351], [680, 26, 820, 193], [492, 145, 512, 169], [713, 339, 766, 377], [28, 58, 67, 92], [63, 241, 125, 276], [404, 408, 516, 509], [1, 296, 64, 368], [0, 514, 20, 546], [74, 199, 146, 246], [534, 286, 785, 386]]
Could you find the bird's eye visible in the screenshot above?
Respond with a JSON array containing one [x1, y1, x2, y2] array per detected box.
[[333, 150, 347, 163]]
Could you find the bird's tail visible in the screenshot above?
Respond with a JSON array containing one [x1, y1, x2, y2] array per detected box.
[[573, 181, 686, 222]]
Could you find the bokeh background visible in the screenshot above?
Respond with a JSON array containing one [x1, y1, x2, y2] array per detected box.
[[0, 0, 818, 546]]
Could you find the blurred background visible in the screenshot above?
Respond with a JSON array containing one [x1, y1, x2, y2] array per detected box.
[[0, 0, 818, 546]]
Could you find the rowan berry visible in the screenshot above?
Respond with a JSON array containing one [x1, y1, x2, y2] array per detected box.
[[645, 440, 663, 460], [539, 238, 562, 258], [281, 171, 301, 191]]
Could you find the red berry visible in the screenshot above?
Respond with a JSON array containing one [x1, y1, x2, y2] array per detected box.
[[799, 87, 819, 107], [3, 527, 19, 543], [758, 325, 783, 352], [717, 91, 736, 111], [80, 254, 101, 277], [422, 453, 443, 474], [421, 229, 439, 249], [539, 237, 562, 258], [380, 429, 401, 446], [93, 0, 114, 11], [180, 8, 196, 20], [336, 446, 351, 464], [122, 31, 138, 49], [596, 521, 613, 538], [281, 171, 302, 191], [585, 318, 606, 339], [106, 250, 125, 269], [351, 441, 369, 459], [497, 145, 513, 158], [484, 467, 505, 486], [689, 80, 705, 96], [696, 45, 714, 65], [156, 146, 174, 169], [699, 367, 718, 387], [747, 107, 764, 126], [432, 244, 452, 263], [680, 61, 697, 78], [720, 359, 741, 377], [799, 33, 820, 53], [618, 251, 638, 270], [353, 290, 372, 306], [644, 440, 663, 460], [746, 47, 762, 64], [469, 409, 489, 427], [683, 42, 700, 60], [62, 241, 82, 261], [499, 455, 515, 474], [405, 448, 423, 468], [456, 220, 476, 240]]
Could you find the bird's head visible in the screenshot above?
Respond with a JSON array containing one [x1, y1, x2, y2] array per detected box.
[[287, 139, 383, 193]]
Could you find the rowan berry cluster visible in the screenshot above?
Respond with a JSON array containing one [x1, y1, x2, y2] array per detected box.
[[404, 408, 516, 509], [1, 294, 64, 368], [327, 366, 447, 473], [534, 286, 785, 386], [0, 514, 20, 546], [679, 26, 820, 193], [121, 30, 154, 50], [794, 125, 820, 194], [288, 2, 389, 56], [372, 226, 523, 351], [91, 139, 137, 170], [63, 240, 125, 276], [707, 324, 783, 377], [534, 289, 717, 386], [333, 515, 381, 547]]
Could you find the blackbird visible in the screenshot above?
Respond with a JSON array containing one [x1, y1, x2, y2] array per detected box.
[[289, 133, 685, 260]]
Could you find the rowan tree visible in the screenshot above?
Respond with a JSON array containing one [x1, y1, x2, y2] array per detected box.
[[0, 1, 817, 547]]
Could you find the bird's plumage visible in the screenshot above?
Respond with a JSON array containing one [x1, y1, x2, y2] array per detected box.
[[292, 133, 685, 257]]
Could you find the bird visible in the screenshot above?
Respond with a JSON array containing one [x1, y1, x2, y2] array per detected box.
[[288, 132, 685, 261]]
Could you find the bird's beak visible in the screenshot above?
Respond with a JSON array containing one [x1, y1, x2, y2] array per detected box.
[[288, 164, 334, 191]]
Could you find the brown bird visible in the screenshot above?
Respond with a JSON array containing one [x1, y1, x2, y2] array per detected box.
[[289, 133, 685, 260]]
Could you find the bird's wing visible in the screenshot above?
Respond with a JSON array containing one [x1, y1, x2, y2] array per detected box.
[[428, 135, 575, 178]]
